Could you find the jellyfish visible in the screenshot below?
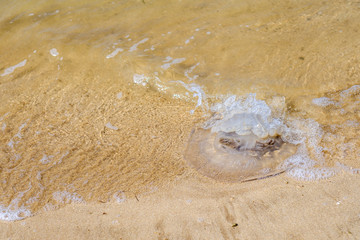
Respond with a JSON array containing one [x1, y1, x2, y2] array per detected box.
[[185, 113, 297, 182]]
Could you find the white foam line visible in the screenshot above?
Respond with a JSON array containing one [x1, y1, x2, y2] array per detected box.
[[185, 63, 200, 81], [106, 48, 124, 59], [336, 162, 360, 175], [53, 191, 84, 204], [0, 205, 32, 221], [340, 85, 360, 99], [175, 80, 207, 114], [161, 58, 186, 70], [133, 74, 149, 86], [0, 183, 32, 221], [163, 56, 173, 63], [1, 59, 27, 77], [312, 97, 338, 107], [129, 38, 149, 52]]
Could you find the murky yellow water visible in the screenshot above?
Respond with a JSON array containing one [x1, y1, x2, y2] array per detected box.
[[1, 0, 360, 220]]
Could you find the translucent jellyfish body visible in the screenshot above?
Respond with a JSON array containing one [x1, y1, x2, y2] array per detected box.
[[185, 111, 297, 182]]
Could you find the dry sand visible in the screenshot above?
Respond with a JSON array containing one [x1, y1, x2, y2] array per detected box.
[[1, 172, 360, 239]]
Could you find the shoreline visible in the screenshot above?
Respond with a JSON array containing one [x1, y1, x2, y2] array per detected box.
[[1, 172, 359, 239]]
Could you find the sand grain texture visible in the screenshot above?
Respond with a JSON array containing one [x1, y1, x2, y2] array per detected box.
[[1, 174, 360, 240]]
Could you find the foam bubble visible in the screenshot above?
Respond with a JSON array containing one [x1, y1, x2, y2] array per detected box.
[[206, 94, 282, 139], [50, 48, 59, 57], [278, 119, 339, 180], [53, 191, 84, 204], [0, 184, 32, 221], [211, 113, 278, 139], [0, 205, 32, 221], [287, 167, 338, 180], [336, 162, 360, 175], [133, 74, 149, 86]]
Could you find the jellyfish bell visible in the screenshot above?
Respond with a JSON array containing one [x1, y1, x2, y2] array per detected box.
[[185, 112, 297, 182]]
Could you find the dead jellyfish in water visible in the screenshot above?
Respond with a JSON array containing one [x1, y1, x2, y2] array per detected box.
[[185, 113, 297, 182]]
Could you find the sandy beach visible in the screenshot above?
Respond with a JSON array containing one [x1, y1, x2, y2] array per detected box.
[[1, 0, 360, 239], [1, 173, 360, 239]]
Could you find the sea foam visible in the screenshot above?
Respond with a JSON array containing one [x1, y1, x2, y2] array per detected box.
[[0, 205, 32, 221], [186, 94, 339, 181]]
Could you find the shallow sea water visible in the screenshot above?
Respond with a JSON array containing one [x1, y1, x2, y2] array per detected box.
[[1, 0, 360, 220]]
